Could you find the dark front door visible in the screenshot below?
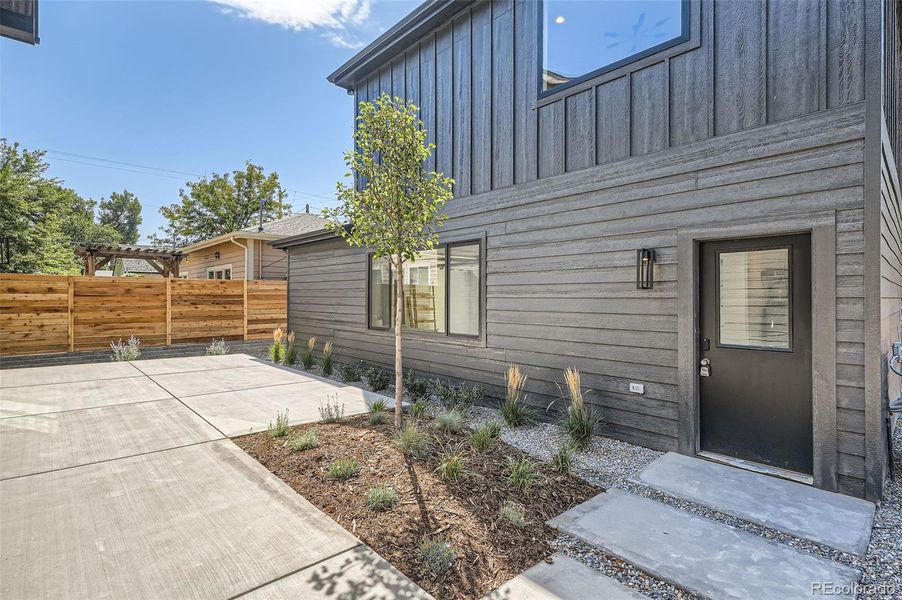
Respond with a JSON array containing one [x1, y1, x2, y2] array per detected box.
[[699, 234, 813, 475]]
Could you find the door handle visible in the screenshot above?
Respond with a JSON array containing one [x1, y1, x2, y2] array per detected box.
[[699, 358, 711, 377]]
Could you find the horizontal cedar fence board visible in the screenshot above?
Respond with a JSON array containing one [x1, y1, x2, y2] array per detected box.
[[0, 275, 286, 355]]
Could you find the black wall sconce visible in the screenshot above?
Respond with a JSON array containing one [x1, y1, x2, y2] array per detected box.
[[637, 248, 655, 289], [214, 251, 220, 260]]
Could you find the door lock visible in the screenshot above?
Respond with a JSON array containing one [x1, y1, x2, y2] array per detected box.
[[699, 358, 711, 377]]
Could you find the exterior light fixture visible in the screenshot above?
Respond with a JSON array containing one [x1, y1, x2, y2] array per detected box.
[[214, 251, 220, 260], [555, 15, 565, 24], [637, 248, 655, 289]]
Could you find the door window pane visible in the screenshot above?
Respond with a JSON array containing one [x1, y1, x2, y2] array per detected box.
[[449, 243, 480, 336], [403, 249, 446, 333], [718, 248, 790, 349], [542, 0, 685, 92], [369, 257, 392, 329]]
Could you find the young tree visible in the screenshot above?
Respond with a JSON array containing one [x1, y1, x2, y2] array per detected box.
[[155, 162, 290, 245], [99, 189, 142, 244], [322, 93, 453, 427]]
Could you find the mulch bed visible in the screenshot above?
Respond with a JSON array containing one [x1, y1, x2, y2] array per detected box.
[[234, 414, 601, 599]]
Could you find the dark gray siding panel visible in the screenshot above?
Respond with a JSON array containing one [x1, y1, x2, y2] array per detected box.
[[826, 0, 866, 108], [565, 89, 595, 172], [713, 0, 766, 135], [537, 102, 564, 178], [631, 62, 668, 156], [766, 0, 823, 121], [420, 34, 437, 174], [596, 77, 631, 165], [491, 0, 514, 188], [453, 13, 472, 197], [471, 1, 492, 194], [670, 48, 711, 146], [513, 0, 537, 184], [436, 24, 453, 179], [405, 43, 420, 107], [391, 57, 405, 99]]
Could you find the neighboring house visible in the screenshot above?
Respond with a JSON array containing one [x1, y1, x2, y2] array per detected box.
[[274, 0, 902, 501], [116, 258, 164, 278], [0, 0, 39, 45], [179, 213, 325, 280]]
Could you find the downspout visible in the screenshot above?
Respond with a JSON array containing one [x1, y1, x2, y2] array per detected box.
[[225, 236, 252, 280]]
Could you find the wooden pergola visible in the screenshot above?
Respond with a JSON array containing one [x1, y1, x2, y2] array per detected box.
[[73, 243, 185, 277]]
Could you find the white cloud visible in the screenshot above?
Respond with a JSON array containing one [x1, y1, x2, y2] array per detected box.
[[211, 0, 372, 45]]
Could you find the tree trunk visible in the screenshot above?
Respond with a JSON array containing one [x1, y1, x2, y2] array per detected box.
[[394, 257, 404, 428]]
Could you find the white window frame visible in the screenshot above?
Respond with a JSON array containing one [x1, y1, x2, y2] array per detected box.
[[207, 264, 233, 280]]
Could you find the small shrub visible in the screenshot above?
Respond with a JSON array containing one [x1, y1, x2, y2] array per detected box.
[[434, 442, 466, 480], [483, 421, 502, 438], [268, 328, 284, 363], [318, 394, 345, 423], [404, 370, 432, 400], [337, 361, 362, 382], [301, 336, 316, 370], [433, 379, 483, 409], [206, 338, 229, 355], [419, 538, 456, 576], [329, 458, 359, 480], [409, 398, 429, 418], [434, 408, 467, 433], [551, 441, 575, 472], [367, 398, 388, 426], [365, 366, 391, 392], [394, 425, 429, 458], [507, 456, 539, 494], [110, 336, 141, 361], [321, 340, 334, 376], [561, 368, 600, 449], [500, 364, 536, 427], [288, 429, 319, 451], [365, 486, 400, 511], [500, 501, 527, 528], [268, 409, 290, 438], [283, 331, 298, 365], [469, 424, 496, 452]]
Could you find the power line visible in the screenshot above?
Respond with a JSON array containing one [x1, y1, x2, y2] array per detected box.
[[46, 149, 202, 178]]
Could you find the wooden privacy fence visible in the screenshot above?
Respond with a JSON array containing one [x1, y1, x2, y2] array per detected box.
[[0, 273, 287, 356]]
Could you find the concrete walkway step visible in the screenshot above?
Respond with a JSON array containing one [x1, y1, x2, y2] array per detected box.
[[483, 553, 646, 600], [630, 452, 875, 556], [548, 489, 860, 600]]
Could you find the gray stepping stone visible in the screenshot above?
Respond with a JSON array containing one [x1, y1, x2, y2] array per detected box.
[[483, 553, 646, 600], [548, 489, 860, 600], [630, 452, 875, 556]]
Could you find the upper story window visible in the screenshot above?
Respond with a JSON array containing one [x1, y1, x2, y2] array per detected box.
[[541, 0, 689, 95]]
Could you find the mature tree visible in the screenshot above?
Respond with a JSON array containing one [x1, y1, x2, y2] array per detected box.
[[323, 94, 453, 427], [62, 191, 122, 246], [99, 189, 142, 244], [155, 162, 291, 246]]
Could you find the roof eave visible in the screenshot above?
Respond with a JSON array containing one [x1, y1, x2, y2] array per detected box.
[[270, 225, 351, 249], [328, 0, 471, 90], [180, 231, 277, 253]]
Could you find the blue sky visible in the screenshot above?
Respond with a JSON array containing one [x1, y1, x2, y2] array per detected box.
[[0, 0, 419, 243]]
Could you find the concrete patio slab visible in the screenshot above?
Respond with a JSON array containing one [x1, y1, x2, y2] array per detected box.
[[631, 452, 875, 556], [0, 399, 223, 479], [0, 440, 362, 599], [181, 380, 395, 436], [242, 544, 433, 600], [549, 488, 860, 600], [483, 553, 645, 600], [0, 376, 171, 418], [148, 364, 311, 397], [134, 353, 266, 376], [0, 360, 141, 388]]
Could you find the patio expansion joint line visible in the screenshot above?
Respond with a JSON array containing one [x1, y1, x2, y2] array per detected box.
[[174, 378, 318, 400], [0, 397, 175, 421], [0, 373, 144, 390], [0, 438, 222, 482], [227, 543, 365, 600], [128, 362, 230, 439], [129, 362, 265, 379]]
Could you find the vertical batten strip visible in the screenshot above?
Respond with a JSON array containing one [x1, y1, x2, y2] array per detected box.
[[67, 276, 74, 352]]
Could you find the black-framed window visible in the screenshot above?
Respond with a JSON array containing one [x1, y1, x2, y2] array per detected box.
[[367, 240, 481, 337], [540, 0, 689, 95]]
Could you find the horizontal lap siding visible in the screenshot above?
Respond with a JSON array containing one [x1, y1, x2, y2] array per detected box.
[[286, 105, 867, 456]]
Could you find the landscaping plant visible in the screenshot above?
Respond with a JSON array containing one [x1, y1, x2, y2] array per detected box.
[[500, 364, 536, 427], [281, 331, 297, 365], [499, 501, 527, 528], [367, 398, 389, 425], [419, 538, 456, 576], [404, 370, 432, 400], [394, 424, 429, 458], [409, 398, 429, 419], [328, 458, 360, 480], [337, 361, 361, 382], [434, 442, 466, 481], [318, 394, 345, 423], [268, 328, 284, 363], [551, 441, 575, 472], [110, 335, 141, 361], [365, 486, 400, 511], [206, 338, 229, 355], [321, 340, 334, 376], [288, 430, 319, 452], [468, 423, 497, 452], [561, 367, 600, 449], [365, 366, 390, 392], [483, 421, 502, 438], [434, 408, 467, 433], [268, 409, 290, 438], [322, 93, 454, 427], [300, 336, 316, 370], [506, 456, 539, 494], [433, 379, 483, 409]]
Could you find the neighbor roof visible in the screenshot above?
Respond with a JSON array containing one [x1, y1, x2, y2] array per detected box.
[[180, 213, 327, 252], [120, 258, 158, 274]]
